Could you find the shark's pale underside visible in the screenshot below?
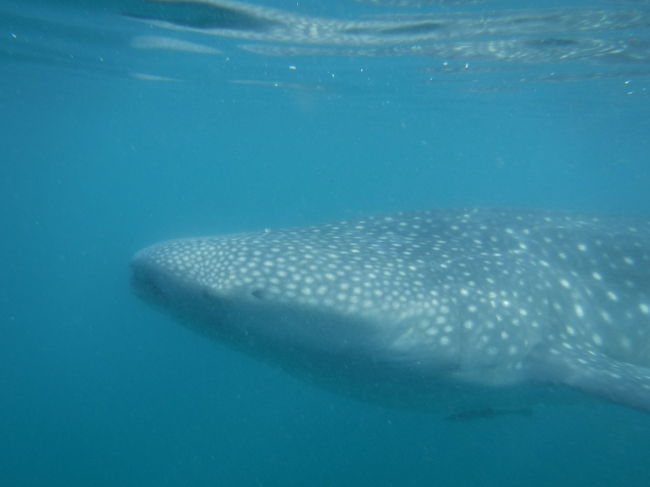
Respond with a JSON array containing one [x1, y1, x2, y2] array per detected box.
[[131, 208, 650, 414]]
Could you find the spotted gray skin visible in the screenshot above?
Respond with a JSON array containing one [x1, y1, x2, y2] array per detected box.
[[131, 208, 650, 413]]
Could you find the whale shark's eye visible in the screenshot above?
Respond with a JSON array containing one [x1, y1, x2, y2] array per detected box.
[[251, 289, 268, 300], [201, 288, 220, 301]]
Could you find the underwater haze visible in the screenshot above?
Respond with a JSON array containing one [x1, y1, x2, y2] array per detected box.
[[2, 0, 650, 486]]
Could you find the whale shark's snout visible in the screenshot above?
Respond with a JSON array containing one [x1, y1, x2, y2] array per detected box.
[[130, 240, 204, 304], [130, 248, 165, 302], [131, 209, 650, 414]]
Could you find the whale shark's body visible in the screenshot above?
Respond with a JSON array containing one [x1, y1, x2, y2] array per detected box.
[[131, 208, 650, 414]]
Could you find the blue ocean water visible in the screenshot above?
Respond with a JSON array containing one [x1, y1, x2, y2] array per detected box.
[[2, 0, 650, 485]]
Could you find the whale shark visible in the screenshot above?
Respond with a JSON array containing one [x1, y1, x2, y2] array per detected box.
[[131, 208, 650, 414]]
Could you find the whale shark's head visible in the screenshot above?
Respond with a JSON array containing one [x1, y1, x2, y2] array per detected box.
[[130, 223, 463, 378]]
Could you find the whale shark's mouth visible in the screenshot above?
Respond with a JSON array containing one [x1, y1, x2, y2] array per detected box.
[[130, 251, 187, 309], [130, 249, 207, 319], [130, 261, 163, 302]]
